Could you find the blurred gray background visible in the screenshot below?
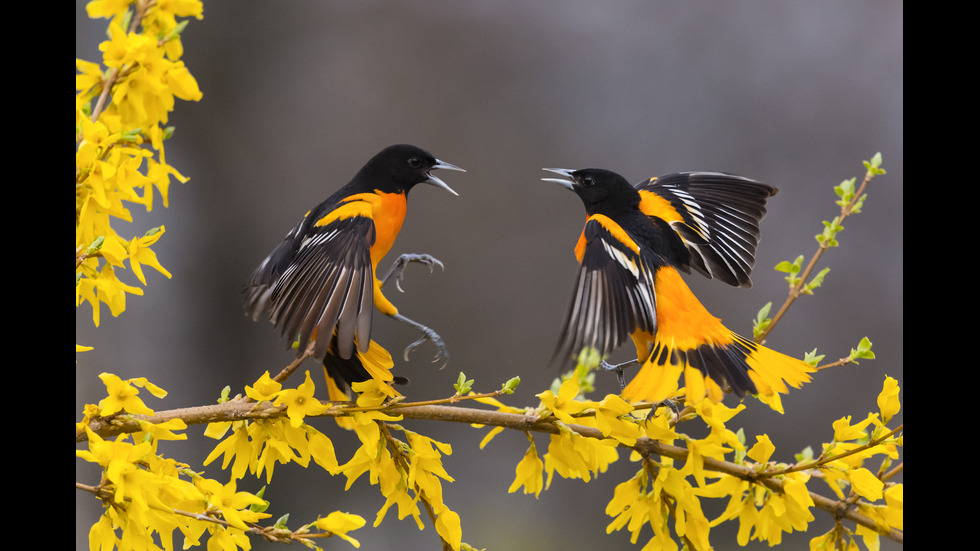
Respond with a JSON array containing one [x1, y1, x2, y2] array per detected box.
[[76, 2, 902, 550]]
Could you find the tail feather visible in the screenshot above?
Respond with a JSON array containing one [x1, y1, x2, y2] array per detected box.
[[621, 266, 813, 409], [322, 337, 401, 429], [621, 333, 813, 409]]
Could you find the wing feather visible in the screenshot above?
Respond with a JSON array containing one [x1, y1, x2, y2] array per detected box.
[[637, 172, 777, 287], [554, 218, 658, 368], [244, 215, 375, 360]]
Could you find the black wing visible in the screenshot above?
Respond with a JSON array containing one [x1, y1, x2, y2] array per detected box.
[[553, 217, 658, 368], [637, 172, 777, 287], [244, 212, 375, 361]]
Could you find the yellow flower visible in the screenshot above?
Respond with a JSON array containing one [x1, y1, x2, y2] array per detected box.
[[86, 0, 137, 19], [746, 434, 775, 465], [877, 376, 901, 423], [308, 428, 340, 475], [98, 372, 159, 415], [432, 503, 463, 551], [315, 511, 366, 548], [832, 415, 874, 442], [405, 431, 454, 506], [127, 227, 172, 284], [275, 371, 330, 428], [508, 436, 544, 498], [537, 376, 596, 425], [196, 478, 267, 531], [245, 371, 282, 402], [847, 467, 884, 501], [204, 421, 253, 481], [594, 394, 642, 446]]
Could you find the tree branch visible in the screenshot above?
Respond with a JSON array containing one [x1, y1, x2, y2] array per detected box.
[[76, 399, 902, 544]]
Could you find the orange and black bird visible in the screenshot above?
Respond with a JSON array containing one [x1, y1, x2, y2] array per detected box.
[[244, 144, 464, 402], [542, 168, 813, 410]]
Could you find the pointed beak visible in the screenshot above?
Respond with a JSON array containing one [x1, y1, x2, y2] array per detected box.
[[425, 159, 465, 196], [541, 168, 576, 190]]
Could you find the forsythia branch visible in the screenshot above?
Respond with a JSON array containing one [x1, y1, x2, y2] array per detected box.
[[77, 394, 902, 544]]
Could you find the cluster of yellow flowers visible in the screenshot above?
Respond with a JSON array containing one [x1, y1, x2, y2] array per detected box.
[[484, 370, 902, 551], [76, 0, 203, 335], [202, 373, 464, 550], [78, 372, 370, 550]]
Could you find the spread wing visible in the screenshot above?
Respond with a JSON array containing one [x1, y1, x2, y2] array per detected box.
[[637, 172, 777, 287], [244, 212, 375, 360], [553, 217, 658, 368]]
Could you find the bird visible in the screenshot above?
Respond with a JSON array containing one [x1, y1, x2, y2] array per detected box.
[[244, 144, 465, 403], [542, 167, 813, 410]]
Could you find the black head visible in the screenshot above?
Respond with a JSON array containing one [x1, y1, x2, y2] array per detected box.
[[542, 167, 640, 216], [357, 144, 464, 195]]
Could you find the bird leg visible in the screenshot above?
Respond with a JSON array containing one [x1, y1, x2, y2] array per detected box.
[[390, 313, 449, 367], [599, 359, 639, 391], [381, 254, 449, 366], [600, 359, 680, 417], [381, 253, 444, 292]]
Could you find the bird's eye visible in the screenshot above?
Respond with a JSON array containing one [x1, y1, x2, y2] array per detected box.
[[407, 157, 422, 168], [582, 176, 595, 186]]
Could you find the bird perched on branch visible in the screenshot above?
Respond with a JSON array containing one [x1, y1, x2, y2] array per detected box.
[[244, 144, 465, 402], [542, 167, 812, 410]]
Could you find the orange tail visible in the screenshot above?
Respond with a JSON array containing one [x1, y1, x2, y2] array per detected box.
[[621, 268, 812, 410]]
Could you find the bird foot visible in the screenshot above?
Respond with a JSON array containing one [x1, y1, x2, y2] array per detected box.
[[392, 313, 449, 367], [381, 253, 444, 293], [599, 359, 639, 391]]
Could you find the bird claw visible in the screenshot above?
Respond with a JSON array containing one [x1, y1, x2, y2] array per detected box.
[[600, 359, 639, 392], [392, 313, 449, 368], [382, 253, 445, 293], [402, 327, 449, 367]]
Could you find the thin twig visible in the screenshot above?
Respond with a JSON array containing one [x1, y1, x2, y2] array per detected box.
[[756, 168, 876, 343]]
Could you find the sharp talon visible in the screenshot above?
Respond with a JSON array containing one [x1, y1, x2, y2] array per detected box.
[[393, 313, 449, 367], [382, 253, 445, 292], [656, 399, 680, 418]]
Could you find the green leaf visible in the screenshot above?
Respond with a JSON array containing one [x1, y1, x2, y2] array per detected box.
[[251, 486, 270, 513], [801, 267, 830, 295], [774, 256, 803, 274], [501, 376, 521, 394], [816, 217, 843, 248], [775, 256, 804, 287], [848, 337, 875, 364], [795, 445, 814, 462], [752, 302, 772, 340], [863, 152, 886, 176], [804, 348, 824, 367], [274, 513, 290, 529], [454, 372, 474, 395]]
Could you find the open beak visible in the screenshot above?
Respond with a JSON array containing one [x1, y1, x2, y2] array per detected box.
[[425, 159, 466, 196], [541, 168, 576, 190]]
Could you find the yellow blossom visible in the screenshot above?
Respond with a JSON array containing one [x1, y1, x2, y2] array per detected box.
[[433, 503, 463, 551], [847, 467, 884, 501], [196, 478, 268, 531], [204, 421, 253, 481], [274, 371, 330, 427], [127, 227, 172, 284], [509, 436, 544, 498], [308, 428, 341, 474], [877, 376, 901, 422], [98, 372, 160, 415], [746, 434, 776, 465], [315, 511, 366, 548], [594, 394, 642, 446], [833, 414, 875, 442], [245, 371, 282, 402], [537, 376, 596, 425]]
